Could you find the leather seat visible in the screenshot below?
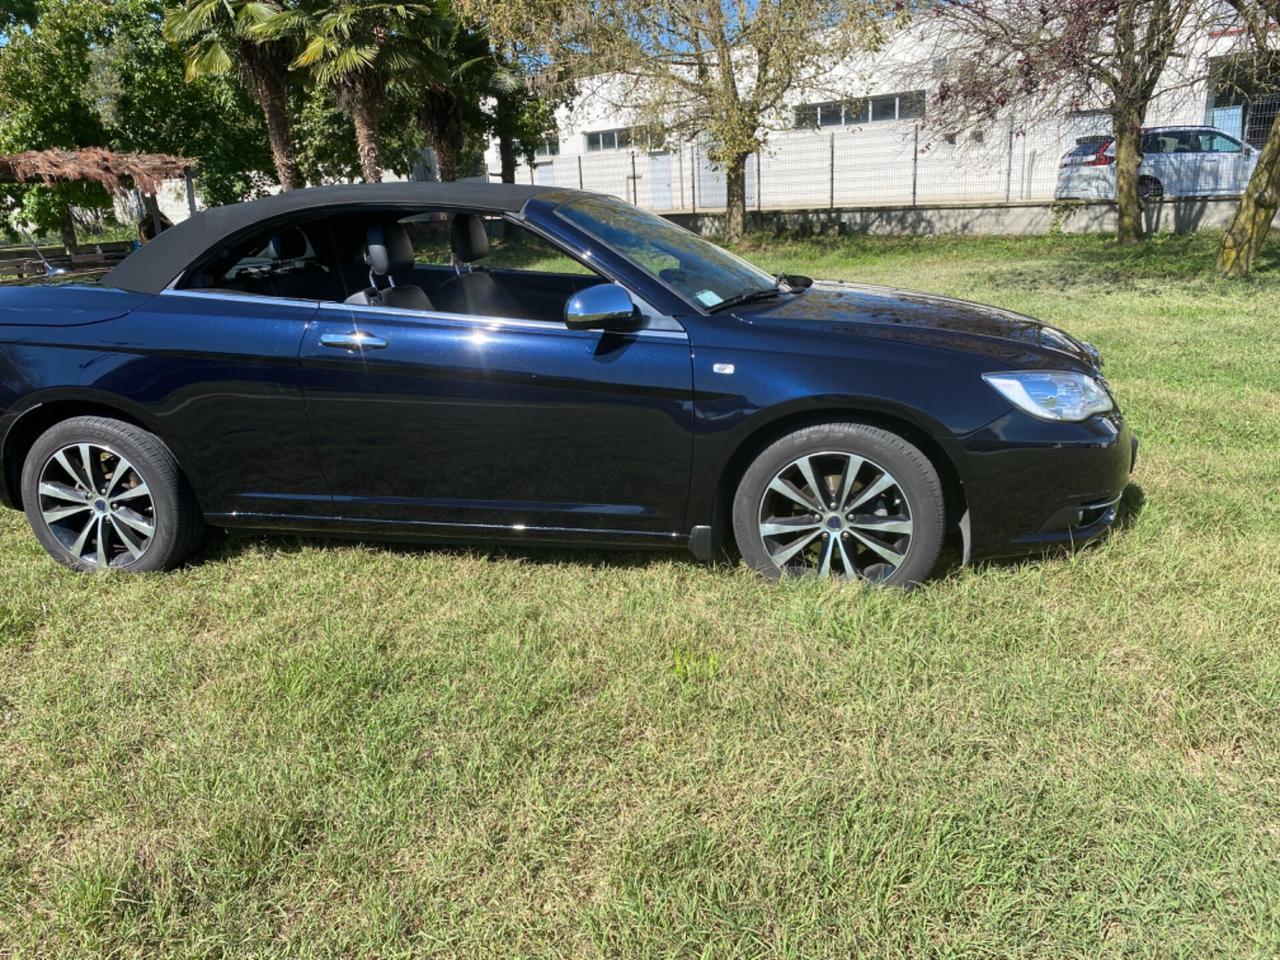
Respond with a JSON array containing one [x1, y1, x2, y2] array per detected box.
[[267, 227, 343, 301], [435, 214, 516, 318], [344, 221, 433, 310]]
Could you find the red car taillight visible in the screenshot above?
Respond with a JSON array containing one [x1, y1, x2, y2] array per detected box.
[[1083, 144, 1114, 166]]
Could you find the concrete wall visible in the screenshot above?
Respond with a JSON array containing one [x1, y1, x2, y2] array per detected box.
[[663, 197, 1272, 238]]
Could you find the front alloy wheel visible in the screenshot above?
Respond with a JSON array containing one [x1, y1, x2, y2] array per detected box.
[[732, 422, 946, 586], [758, 451, 914, 580]]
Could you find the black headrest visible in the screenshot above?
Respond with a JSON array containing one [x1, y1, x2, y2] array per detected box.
[[450, 214, 489, 262], [266, 227, 307, 261], [366, 220, 415, 276]]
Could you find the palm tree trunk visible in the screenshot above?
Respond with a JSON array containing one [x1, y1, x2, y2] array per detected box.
[[238, 40, 298, 191], [1218, 120, 1280, 278], [347, 77, 383, 183], [418, 84, 464, 182], [258, 81, 298, 190]]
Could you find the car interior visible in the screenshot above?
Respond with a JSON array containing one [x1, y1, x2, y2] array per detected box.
[[181, 207, 606, 325]]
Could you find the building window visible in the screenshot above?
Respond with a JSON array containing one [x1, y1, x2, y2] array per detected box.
[[897, 92, 926, 121], [794, 91, 924, 129], [585, 127, 632, 152], [585, 126, 664, 152], [534, 137, 560, 158]]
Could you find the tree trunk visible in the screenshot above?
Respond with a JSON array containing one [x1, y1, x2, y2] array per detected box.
[[723, 153, 749, 242], [418, 84, 465, 182], [257, 76, 298, 190], [1218, 121, 1280, 278], [239, 41, 298, 191], [498, 130, 518, 184], [348, 79, 382, 183], [1112, 107, 1145, 246], [58, 201, 77, 254]]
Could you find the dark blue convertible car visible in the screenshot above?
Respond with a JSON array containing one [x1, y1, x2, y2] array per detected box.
[[0, 183, 1136, 585]]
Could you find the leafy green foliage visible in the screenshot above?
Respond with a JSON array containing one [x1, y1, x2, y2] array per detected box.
[[99, 0, 275, 205], [291, 81, 427, 183], [0, 0, 276, 240], [0, 0, 112, 239]]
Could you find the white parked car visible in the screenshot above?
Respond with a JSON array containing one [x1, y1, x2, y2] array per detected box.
[[1055, 125, 1259, 201]]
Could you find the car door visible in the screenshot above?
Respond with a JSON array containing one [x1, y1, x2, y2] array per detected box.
[[1142, 131, 1182, 195], [110, 291, 327, 519], [1204, 132, 1248, 195], [106, 219, 346, 520], [299, 222, 694, 538]]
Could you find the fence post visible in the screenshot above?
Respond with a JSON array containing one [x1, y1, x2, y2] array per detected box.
[[630, 150, 638, 205], [691, 142, 697, 214], [911, 123, 920, 207], [184, 168, 197, 216], [577, 155, 583, 190], [747, 151, 757, 211], [829, 132, 836, 210], [1006, 124, 1015, 202], [678, 147, 685, 210]]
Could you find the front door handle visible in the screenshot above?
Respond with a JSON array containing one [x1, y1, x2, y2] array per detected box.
[[319, 331, 388, 351]]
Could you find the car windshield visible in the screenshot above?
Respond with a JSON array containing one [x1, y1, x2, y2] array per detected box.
[[554, 195, 778, 310]]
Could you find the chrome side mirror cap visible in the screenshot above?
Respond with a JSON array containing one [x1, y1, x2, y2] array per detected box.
[[564, 282, 638, 331]]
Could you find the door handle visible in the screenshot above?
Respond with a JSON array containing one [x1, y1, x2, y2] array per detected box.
[[320, 331, 388, 351]]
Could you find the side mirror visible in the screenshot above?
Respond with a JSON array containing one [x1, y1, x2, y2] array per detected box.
[[564, 282, 638, 331]]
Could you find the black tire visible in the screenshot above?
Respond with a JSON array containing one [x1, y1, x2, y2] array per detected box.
[[731, 422, 946, 587], [20, 416, 204, 573], [1138, 176, 1163, 201]]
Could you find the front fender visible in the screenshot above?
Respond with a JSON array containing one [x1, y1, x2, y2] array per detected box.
[[682, 331, 1008, 528]]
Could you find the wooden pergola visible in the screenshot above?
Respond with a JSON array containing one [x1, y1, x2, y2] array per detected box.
[[0, 147, 194, 195], [0, 148, 197, 251]]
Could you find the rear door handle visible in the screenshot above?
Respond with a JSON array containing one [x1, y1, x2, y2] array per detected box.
[[319, 331, 388, 351]]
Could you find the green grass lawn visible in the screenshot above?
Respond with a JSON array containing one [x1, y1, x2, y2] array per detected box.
[[2, 233, 1279, 958]]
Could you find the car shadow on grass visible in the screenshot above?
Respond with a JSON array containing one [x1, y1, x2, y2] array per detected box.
[[194, 482, 1145, 585], [192, 528, 714, 574]]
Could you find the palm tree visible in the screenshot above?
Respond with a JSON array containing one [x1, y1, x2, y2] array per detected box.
[[410, 18, 493, 181], [256, 2, 438, 183], [164, 0, 300, 191]]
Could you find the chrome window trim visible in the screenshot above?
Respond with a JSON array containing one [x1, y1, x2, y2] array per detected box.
[[158, 289, 687, 341], [316, 300, 689, 341], [159, 288, 322, 311]]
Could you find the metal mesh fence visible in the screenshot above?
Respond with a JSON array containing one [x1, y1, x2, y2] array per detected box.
[[504, 118, 1079, 213]]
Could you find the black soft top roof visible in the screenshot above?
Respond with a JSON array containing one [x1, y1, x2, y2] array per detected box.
[[103, 181, 579, 294]]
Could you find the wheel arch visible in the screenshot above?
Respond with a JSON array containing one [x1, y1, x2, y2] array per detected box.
[[1, 392, 167, 510], [708, 404, 969, 556]]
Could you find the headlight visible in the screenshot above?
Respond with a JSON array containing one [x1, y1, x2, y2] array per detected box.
[[982, 370, 1114, 422]]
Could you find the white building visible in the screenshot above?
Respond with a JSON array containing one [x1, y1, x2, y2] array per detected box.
[[482, 15, 1277, 213]]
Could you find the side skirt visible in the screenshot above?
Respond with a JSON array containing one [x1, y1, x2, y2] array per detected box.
[[208, 511, 690, 553]]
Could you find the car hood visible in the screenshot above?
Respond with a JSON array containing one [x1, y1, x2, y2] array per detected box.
[[737, 280, 1100, 369]]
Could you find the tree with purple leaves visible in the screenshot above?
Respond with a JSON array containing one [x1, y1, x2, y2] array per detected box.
[[929, 0, 1210, 245]]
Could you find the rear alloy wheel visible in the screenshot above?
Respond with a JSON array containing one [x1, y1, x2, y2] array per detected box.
[[1138, 176, 1164, 201], [732, 423, 945, 587], [21, 416, 204, 573]]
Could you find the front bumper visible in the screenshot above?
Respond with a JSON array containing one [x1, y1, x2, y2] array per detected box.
[[958, 412, 1137, 560]]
